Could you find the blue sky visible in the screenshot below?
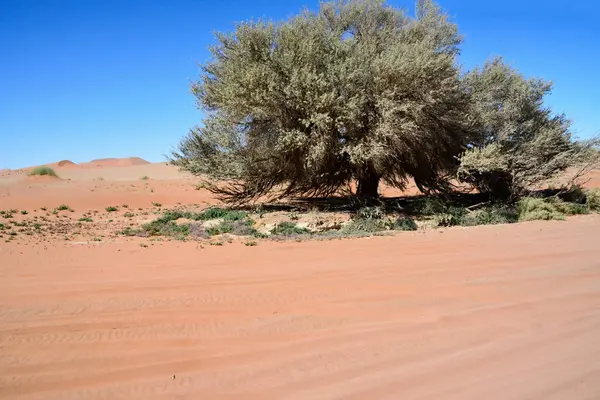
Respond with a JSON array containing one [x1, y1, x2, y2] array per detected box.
[[1, 0, 598, 169]]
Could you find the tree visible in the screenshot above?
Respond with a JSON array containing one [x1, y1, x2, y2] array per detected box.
[[458, 58, 599, 200], [171, 0, 475, 203]]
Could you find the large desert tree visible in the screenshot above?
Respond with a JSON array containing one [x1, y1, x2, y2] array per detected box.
[[172, 0, 475, 202]]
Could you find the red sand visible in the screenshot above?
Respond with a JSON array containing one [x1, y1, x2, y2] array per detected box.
[[0, 161, 599, 399]]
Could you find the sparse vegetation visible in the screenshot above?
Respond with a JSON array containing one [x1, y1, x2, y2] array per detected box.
[[151, 202, 162, 207], [105, 206, 119, 212], [29, 166, 58, 177], [140, 176, 149, 180], [270, 222, 310, 236], [55, 204, 72, 212], [78, 217, 93, 222], [517, 197, 588, 222], [586, 188, 600, 212]]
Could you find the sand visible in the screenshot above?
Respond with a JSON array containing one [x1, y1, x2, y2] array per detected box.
[[1, 159, 599, 399]]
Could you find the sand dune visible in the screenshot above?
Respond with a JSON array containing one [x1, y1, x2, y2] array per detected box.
[[80, 157, 150, 168]]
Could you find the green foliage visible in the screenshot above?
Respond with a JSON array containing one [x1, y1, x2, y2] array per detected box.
[[78, 217, 93, 222], [517, 197, 588, 222], [29, 166, 58, 177], [586, 188, 600, 212], [171, 0, 473, 202], [270, 221, 310, 236], [142, 220, 190, 238], [55, 204, 72, 212], [458, 58, 600, 199], [105, 206, 118, 212]]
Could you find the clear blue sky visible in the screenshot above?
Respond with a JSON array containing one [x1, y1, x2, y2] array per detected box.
[[1, 0, 598, 169]]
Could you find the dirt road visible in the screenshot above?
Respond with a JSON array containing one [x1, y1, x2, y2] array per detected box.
[[1, 215, 599, 399]]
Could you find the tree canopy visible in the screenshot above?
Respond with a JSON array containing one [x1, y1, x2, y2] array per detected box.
[[172, 0, 598, 203]]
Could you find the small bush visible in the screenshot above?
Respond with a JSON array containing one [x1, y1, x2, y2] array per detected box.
[[124, 212, 135, 218], [586, 188, 600, 212], [151, 202, 162, 207], [196, 207, 248, 221], [206, 219, 256, 236], [105, 206, 119, 212], [20, 210, 28, 215], [78, 217, 93, 222], [517, 197, 588, 222], [460, 205, 517, 226], [343, 217, 388, 233], [270, 221, 310, 236], [140, 176, 149, 180], [142, 220, 189, 238], [29, 166, 58, 177], [392, 216, 418, 231], [188, 222, 210, 239]]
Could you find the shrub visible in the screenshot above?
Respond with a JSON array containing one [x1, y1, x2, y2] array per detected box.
[[586, 188, 600, 212], [105, 206, 119, 212], [55, 204, 72, 212], [29, 166, 58, 177], [460, 205, 517, 226], [391, 216, 418, 231], [270, 222, 310, 236], [517, 197, 587, 222], [142, 220, 189, 237]]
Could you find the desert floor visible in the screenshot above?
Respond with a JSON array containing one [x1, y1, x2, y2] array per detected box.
[[1, 159, 599, 399]]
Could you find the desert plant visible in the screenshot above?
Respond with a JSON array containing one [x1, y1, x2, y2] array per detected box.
[[458, 58, 600, 200], [270, 221, 310, 236], [105, 206, 119, 212], [29, 166, 58, 177], [171, 0, 474, 203], [583, 188, 600, 212], [517, 197, 587, 222]]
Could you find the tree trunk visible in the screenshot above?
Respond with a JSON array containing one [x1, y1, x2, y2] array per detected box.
[[356, 168, 380, 199]]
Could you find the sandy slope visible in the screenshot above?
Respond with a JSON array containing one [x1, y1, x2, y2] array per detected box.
[[1, 216, 600, 399]]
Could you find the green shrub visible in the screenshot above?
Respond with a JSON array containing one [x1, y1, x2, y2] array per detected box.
[[460, 205, 517, 226], [391, 216, 418, 231], [517, 197, 588, 222], [343, 217, 388, 233], [270, 221, 310, 236], [142, 220, 189, 237], [29, 166, 58, 177], [55, 204, 72, 212], [586, 188, 600, 212], [105, 206, 119, 212]]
